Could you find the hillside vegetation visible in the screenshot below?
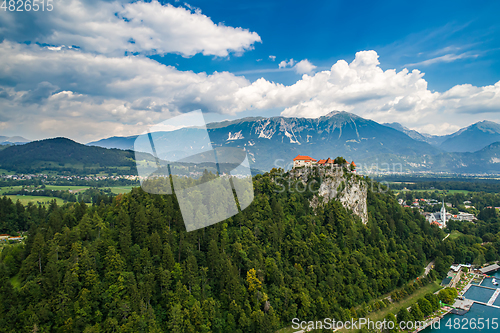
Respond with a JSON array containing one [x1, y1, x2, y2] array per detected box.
[[0, 171, 458, 332], [0, 138, 141, 174]]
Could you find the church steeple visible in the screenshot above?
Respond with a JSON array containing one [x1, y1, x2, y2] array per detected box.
[[441, 198, 447, 226]]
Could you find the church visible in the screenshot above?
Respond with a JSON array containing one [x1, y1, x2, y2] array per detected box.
[[426, 199, 448, 228]]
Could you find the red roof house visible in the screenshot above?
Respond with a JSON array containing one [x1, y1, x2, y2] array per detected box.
[[293, 155, 317, 162], [293, 155, 317, 168]]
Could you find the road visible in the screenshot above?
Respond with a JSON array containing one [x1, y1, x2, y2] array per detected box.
[[424, 260, 435, 276]]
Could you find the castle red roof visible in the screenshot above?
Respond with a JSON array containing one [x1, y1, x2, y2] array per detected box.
[[317, 159, 327, 164], [293, 155, 317, 161]]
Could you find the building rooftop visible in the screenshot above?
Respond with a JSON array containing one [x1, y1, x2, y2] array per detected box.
[[293, 154, 317, 161], [479, 264, 500, 274]]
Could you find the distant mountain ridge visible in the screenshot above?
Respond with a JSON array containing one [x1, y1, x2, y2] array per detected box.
[[87, 111, 500, 173], [88, 135, 138, 150], [438, 121, 500, 153], [0, 135, 30, 145], [384, 120, 500, 152], [382, 123, 446, 146], [3, 113, 500, 174]]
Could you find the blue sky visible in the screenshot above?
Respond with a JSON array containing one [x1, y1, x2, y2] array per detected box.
[[0, 0, 499, 141], [152, 0, 500, 90]]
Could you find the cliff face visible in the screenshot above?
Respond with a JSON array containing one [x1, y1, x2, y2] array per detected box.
[[291, 166, 368, 224]]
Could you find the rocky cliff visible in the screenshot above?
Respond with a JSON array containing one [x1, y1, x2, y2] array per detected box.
[[290, 166, 368, 224]]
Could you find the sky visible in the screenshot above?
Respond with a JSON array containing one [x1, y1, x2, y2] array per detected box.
[[0, 0, 500, 143]]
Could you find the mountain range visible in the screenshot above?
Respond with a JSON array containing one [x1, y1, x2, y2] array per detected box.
[[2, 112, 500, 174], [384, 120, 500, 152], [87, 111, 500, 173], [0, 135, 30, 146]]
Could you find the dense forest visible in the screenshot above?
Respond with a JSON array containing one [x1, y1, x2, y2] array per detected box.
[[0, 170, 497, 332]]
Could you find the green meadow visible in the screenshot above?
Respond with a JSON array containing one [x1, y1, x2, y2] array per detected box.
[[5, 195, 65, 206]]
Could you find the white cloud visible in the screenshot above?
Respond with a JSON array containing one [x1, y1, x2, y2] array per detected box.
[[417, 123, 461, 136], [0, 41, 255, 140], [1, 42, 500, 140], [235, 50, 500, 134], [279, 59, 295, 68], [279, 58, 316, 74], [406, 52, 479, 67], [269, 55, 276, 61], [294, 59, 317, 74], [0, 0, 261, 57]]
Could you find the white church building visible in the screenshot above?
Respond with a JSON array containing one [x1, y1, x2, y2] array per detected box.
[[425, 199, 448, 229]]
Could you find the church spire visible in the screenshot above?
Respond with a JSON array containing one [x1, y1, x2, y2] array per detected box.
[[441, 197, 447, 226]]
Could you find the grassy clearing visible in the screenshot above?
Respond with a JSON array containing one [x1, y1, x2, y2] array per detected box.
[[1, 185, 134, 205], [449, 230, 463, 240], [109, 186, 136, 194], [0, 169, 14, 175], [1, 185, 90, 194], [0, 186, 23, 194], [5, 195, 65, 206], [42, 185, 90, 192]]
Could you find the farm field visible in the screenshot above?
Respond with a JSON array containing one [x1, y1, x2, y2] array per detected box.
[[0, 186, 23, 194], [42, 185, 90, 192], [1, 184, 135, 205], [5, 195, 65, 206], [110, 186, 136, 194]]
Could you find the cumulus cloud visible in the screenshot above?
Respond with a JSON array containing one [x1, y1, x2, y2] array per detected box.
[[0, 41, 254, 140], [0, 0, 261, 57], [279, 58, 316, 74], [21, 82, 59, 105], [279, 59, 295, 69], [269, 55, 276, 61], [1, 41, 500, 139], [294, 59, 316, 74], [235, 50, 500, 134]]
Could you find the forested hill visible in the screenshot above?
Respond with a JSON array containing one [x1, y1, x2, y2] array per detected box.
[[0, 171, 446, 332], [0, 137, 146, 174]]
